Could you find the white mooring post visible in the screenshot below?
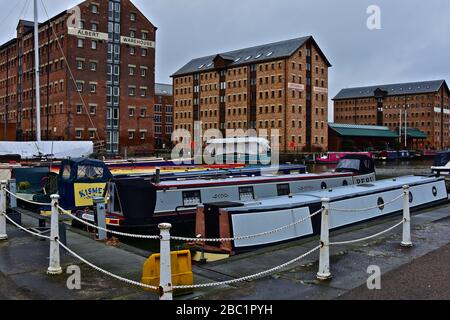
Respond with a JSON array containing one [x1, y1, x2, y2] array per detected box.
[[0, 180, 8, 240], [401, 185, 413, 247], [93, 197, 107, 241], [47, 194, 63, 275], [317, 198, 332, 280], [8, 179, 17, 208], [158, 223, 173, 300]]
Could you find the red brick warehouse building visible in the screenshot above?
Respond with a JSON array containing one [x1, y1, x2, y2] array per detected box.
[[172, 36, 331, 153], [333, 80, 450, 150], [0, 0, 157, 155], [154, 83, 174, 149]]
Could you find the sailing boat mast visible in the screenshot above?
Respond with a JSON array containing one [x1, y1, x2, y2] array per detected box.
[[34, 0, 41, 141]]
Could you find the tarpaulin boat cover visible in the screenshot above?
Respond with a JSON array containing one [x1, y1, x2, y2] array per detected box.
[[0, 141, 94, 159]]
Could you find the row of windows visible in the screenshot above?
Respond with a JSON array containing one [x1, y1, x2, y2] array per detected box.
[[336, 104, 449, 113], [128, 130, 148, 140], [154, 104, 174, 113], [335, 94, 449, 106], [75, 128, 98, 140]]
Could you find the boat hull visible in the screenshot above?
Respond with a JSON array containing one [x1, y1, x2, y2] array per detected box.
[[193, 175, 448, 254]]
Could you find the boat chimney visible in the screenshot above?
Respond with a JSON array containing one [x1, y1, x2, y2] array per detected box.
[[155, 167, 161, 184]]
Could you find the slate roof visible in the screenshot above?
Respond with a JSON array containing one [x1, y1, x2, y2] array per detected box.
[[155, 83, 173, 96], [329, 123, 399, 138], [172, 36, 331, 77], [333, 80, 448, 100]]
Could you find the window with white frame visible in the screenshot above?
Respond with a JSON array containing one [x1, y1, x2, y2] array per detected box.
[[89, 105, 97, 115], [89, 129, 96, 139], [128, 130, 135, 139], [76, 60, 83, 70], [128, 107, 135, 117], [130, 13, 136, 21], [90, 61, 97, 71], [75, 129, 83, 139], [76, 82, 84, 92], [91, 41, 97, 50], [76, 104, 83, 114], [77, 39, 84, 48], [140, 130, 146, 140], [128, 86, 135, 96], [90, 83, 97, 93], [91, 4, 98, 13], [140, 67, 147, 77]]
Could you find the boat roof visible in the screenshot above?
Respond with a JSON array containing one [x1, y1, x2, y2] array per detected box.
[[226, 175, 443, 212], [153, 171, 352, 189]]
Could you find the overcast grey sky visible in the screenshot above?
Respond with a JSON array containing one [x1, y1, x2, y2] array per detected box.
[[1, 0, 449, 120]]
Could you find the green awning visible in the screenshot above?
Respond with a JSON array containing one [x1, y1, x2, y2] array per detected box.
[[405, 128, 427, 139], [329, 123, 399, 138]]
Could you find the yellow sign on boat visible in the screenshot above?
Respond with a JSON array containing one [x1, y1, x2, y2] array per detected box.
[[74, 183, 106, 207]]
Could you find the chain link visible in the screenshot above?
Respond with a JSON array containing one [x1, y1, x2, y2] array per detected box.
[[56, 239, 159, 291], [330, 219, 405, 246]]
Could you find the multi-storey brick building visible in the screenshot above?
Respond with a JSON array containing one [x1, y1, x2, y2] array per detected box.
[[154, 83, 173, 149], [171, 36, 331, 152], [333, 80, 450, 150], [0, 0, 156, 154]]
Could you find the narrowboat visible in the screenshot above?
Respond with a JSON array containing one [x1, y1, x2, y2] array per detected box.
[[192, 175, 448, 257], [96, 155, 377, 231], [379, 150, 412, 161], [431, 151, 450, 188], [315, 152, 373, 164]]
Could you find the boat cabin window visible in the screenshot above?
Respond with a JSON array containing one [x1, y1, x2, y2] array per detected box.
[[61, 164, 71, 180], [336, 159, 360, 172], [77, 165, 104, 180], [182, 190, 202, 207], [239, 186, 255, 201], [277, 184, 290, 196]]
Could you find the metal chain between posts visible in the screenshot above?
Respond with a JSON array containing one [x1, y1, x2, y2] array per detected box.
[[329, 193, 404, 212], [171, 208, 323, 242], [56, 239, 159, 291], [330, 219, 405, 246], [57, 205, 160, 240], [3, 188, 51, 206], [173, 245, 321, 290], [1, 211, 51, 240]]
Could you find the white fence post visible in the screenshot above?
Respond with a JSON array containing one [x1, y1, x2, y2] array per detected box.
[[8, 179, 17, 208], [93, 197, 107, 241], [0, 180, 8, 240], [158, 223, 173, 300], [317, 198, 332, 280], [401, 185, 413, 247], [47, 194, 63, 275]]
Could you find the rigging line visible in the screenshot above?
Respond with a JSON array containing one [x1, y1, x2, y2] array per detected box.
[[0, 0, 27, 28], [39, 0, 100, 142]]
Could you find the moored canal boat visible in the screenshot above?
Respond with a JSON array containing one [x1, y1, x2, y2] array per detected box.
[[97, 155, 376, 231], [192, 175, 448, 256]]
